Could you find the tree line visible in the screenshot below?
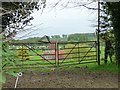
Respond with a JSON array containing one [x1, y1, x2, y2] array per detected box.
[[14, 33, 96, 43]]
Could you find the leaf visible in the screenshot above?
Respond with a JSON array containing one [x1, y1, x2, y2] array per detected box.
[[0, 73, 6, 84], [5, 71, 17, 77], [2, 61, 8, 68]]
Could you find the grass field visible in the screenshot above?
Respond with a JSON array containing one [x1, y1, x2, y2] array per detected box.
[[4, 45, 118, 73]]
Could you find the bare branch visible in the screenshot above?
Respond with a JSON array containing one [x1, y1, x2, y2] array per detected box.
[[52, 0, 62, 8]]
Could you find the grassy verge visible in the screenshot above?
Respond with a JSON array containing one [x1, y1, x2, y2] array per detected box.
[[86, 62, 118, 73], [9, 61, 118, 73], [57, 62, 118, 73]]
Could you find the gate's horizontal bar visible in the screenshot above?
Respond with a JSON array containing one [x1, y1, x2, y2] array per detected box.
[[59, 60, 79, 64], [23, 59, 55, 62], [79, 61, 97, 64], [9, 41, 96, 45], [59, 62, 81, 66], [64, 46, 95, 50], [41, 54, 56, 55], [58, 41, 96, 44], [17, 54, 56, 56], [59, 52, 79, 55], [18, 58, 56, 61], [80, 55, 96, 57], [10, 42, 53, 45], [9, 48, 56, 50], [59, 59, 97, 64], [19, 63, 55, 66], [18, 58, 43, 61], [58, 51, 96, 55], [59, 55, 96, 60], [58, 56, 78, 60], [18, 59, 55, 61], [9, 46, 96, 50], [6, 54, 55, 57], [81, 58, 97, 61], [59, 61, 97, 66], [79, 51, 96, 53]]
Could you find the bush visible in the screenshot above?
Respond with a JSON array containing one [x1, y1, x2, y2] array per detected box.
[[1, 42, 19, 85]]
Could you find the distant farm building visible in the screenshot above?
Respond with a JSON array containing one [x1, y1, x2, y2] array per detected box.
[[42, 41, 65, 60], [42, 50, 65, 60], [49, 40, 57, 49]]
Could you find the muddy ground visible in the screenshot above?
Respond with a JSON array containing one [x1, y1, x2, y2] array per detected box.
[[3, 68, 118, 88]]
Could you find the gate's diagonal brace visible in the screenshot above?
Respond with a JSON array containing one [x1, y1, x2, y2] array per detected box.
[[60, 43, 78, 64], [23, 44, 55, 66], [80, 42, 96, 61]]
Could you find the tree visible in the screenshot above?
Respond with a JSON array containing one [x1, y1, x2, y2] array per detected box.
[[62, 34, 68, 42], [1, 1, 46, 41], [107, 2, 120, 65], [62, 34, 67, 38], [0, 1, 46, 86], [67, 33, 89, 42], [100, 30, 115, 63], [100, 2, 120, 64]]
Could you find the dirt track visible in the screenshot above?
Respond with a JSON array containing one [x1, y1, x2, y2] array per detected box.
[[3, 68, 118, 88]]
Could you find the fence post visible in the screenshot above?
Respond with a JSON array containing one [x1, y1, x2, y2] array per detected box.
[[57, 43, 59, 66], [55, 43, 57, 66], [97, 0, 100, 65], [55, 42, 59, 66]]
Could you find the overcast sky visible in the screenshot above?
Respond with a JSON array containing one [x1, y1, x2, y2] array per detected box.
[[15, 0, 98, 40]]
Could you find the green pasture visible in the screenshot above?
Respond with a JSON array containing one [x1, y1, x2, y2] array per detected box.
[[3, 44, 118, 73]]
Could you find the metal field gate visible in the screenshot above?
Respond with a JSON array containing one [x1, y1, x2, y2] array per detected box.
[[57, 41, 97, 66], [6, 41, 97, 69]]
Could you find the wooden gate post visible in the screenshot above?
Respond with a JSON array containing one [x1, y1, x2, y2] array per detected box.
[[97, 0, 100, 65], [55, 42, 57, 66], [55, 42, 59, 66]]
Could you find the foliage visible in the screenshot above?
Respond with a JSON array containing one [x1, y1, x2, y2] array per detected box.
[[1, 42, 19, 84], [107, 2, 120, 64], [1, 0, 46, 86], [100, 30, 114, 41], [1, 2, 45, 41], [100, 2, 120, 64], [67, 33, 96, 42]]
